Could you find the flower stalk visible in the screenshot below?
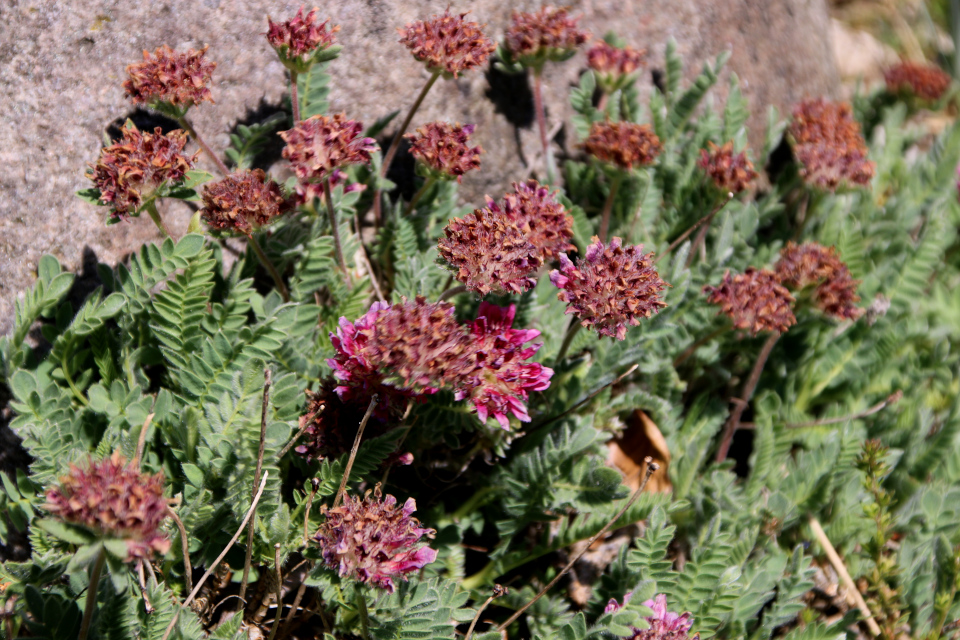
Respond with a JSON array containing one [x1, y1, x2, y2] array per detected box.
[[248, 235, 290, 302], [715, 332, 778, 463], [532, 70, 556, 184], [77, 548, 107, 640], [177, 116, 230, 176], [324, 178, 352, 286], [144, 200, 171, 237], [598, 172, 624, 242]]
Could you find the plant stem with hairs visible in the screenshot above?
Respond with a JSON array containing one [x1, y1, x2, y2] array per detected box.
[[555, 321, 582, 364], [716, 332, 778, 463], [290, 70, 301, 124], [144, 200, 171, 238], [374, 71, 441, 225], [599, 172, 624, 243], [324, 178, 352, 285], [334, 395, 379, 508], [404, 175, 437, 217], [177, 116, 230, 176], [77, 548, 107, 640], [239, 369, 272, 610], [248, 235, 290, 302], [532, 69, 556, 184]]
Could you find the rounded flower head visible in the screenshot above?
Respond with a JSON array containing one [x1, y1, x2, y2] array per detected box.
[[406, 122, 482, 182], [200, 169, 292, 235], [124, 45, 216, 115], [456, 303, 553, 428], [438, 180, 575, 296], [45, 452, 170, 561], [605, 593, 696, 640], [267, 7, 340, 73], [789, 98, 874, 191], [280, 114, 378, 183], [704, 268, 796, 335], [315, 487, 437, 592], [698, 142, 758, 194], [884, 62, 951, 101], [774, 242, 863, 320], [587, 41, 645, 93], [328, 298, 474, 401], [550, 237, 668, 340], [399, 11, 495, 78], [87, 125, 196, 219], [505, 6, 589, 68], [583, 121, 662, 171]]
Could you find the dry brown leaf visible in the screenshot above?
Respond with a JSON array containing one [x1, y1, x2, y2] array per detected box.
[[607, 410, 672, 493]]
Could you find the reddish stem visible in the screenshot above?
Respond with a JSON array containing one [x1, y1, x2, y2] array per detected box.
[[715, 332, 779, 463]]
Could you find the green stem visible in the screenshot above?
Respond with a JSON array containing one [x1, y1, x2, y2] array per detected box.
[[532, 69, 556, 185], [290, 70, 300, 125], [177, 116, 230, 176], [716, 332, 779, 463], [452, 486, 498, 521], [598, 172, 624, 243], [403, 175, 438, 217], [248, 235, 290, 302], [555, 321, 582, 365], [324, 178, 353, 287], [356, 587, 371, 640], [62, 341, 89, 407], [144, 200, 170, 238], [78, 548, 107, 640]]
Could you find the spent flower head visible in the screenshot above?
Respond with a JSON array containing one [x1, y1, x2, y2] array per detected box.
[[550, 237, 668, 340], [315, 487, 436, 592], [789, 98, 874, 191], [704, 267, 796, 335], [438, 180, 574, 296], [775, 242, 863, 320], [329, 298, 474, 400], [884, 61, 951, 101], [606, 593, 696, 640], [399, 11, 495, 78], [505, 6, 589, 69], [583, 121, 662, 171], [124, 45, 216, 117], [406, 122, 482, 182], [266, 7, 341, 73], [698, 142, 758, 195], [456, 303, 553, 428], [587, 40, 645, 93], [45, 452, 170, 561], [87, 125, 196, 219], [200, 169, 292, 235], [280, 114, 378, 184]]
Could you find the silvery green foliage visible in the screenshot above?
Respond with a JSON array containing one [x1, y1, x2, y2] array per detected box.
[[2, 29, 960, 640]]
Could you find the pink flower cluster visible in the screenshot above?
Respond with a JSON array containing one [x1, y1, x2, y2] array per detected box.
[[315, 488, 437, 592], [266, 6, 340, 71], [605, 593, 696, 640], [280, 114, 378, 196], [328, 298, 553, 429]]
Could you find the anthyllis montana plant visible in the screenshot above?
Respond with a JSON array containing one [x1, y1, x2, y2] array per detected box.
[[3, 6, 960, 640]]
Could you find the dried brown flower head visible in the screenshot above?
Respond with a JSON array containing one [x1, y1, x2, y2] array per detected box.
[[698, 142, 758, 194], [789, 98, 874, 191], [200, 169, 292, 235], [775, 242, 863, 320], [87, 125, 196, 218], [267, 7, 340, 72], [124, 45, 216, 113], [505, 6, 589, 68], [704, 268, 796, 335], [398, 11, 495, 78], [45, 452, 170, 561], [406, 122, 482, 182], [438, 180, 574, 296], [280, 114, 378, 183], [587, 41, 645, 93], [550, 236, 668, 340], [884, 62, 951, 101], [316, 487, 436, 592], [583, 121, 662, 171]]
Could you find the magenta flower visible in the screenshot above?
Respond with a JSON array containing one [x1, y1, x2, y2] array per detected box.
[[315, 488, 437, 592], [550, 237, 668, 340], [456, 303, 553, 428], [280, 113, 378, 183], [605, 593, 695, 640], [266, 6, 340, 72]]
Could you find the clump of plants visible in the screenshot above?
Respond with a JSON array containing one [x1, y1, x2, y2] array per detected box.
[[3, 6, 960, 640]]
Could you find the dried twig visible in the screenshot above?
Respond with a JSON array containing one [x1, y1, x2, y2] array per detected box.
[[160, 472, 270, 640], [534, 365, 639, 430], [281, 580, 309, 638], [267, 544, 284, 640], [808, 515, 881, 637], [303, 477, 321, 544], [787, 391, 902, 429], [240, 369, 273, 609], [334, 395, 379, 508], [465, 585, 508, 640], [497, 458, 659, 631], [167, 506, 193, 595], [133, 412, 155, 470], [716, 332, 778, 462], [137, 560, 155, 614], [279, 407, 322, 460]]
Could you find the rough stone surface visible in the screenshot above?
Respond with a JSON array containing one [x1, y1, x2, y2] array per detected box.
[[0, 0, 839, 335]]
